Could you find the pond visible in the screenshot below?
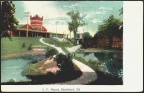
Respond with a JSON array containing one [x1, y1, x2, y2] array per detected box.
[[75, 52, 123, 79], [1, 54, 45, 83]]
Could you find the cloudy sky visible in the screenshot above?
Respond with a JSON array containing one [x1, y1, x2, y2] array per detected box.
[[13, 1, 123, 36]]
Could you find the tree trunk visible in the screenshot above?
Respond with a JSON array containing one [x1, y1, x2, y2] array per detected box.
[[70, 31, 71, 39], [73, 31, 77, 45]]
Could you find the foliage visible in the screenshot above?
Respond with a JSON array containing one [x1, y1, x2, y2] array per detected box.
[[1, 1, 19, 39], [22, 42, 26, 48], [56, 53, 74, 72], [74, 54, 104, 72], [52, 37, 73, 44], [98, 15, 122, 37], [27, 43, 33, 50], [45, 49, 58, 58], [88, 60, 104, 72], [94, 15, 123, 48], [61, 47, 70, 54], [66, 38, 75, 45], [67, 10, 86, 45], [9, 79, 16, 82], [43, 38, 74, 47], [68, 23, 73, 39], [81, 37, 94, 49], [82, 32, 92, 39], [119, 7, 123, 15], [22, 64, 45, 76]]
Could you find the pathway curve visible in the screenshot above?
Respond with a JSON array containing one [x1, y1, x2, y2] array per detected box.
[[39, 38, 97, 85]]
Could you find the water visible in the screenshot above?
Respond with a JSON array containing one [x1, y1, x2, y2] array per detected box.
[[1, 55, 45, 83], [76, 52, 123, 78], [76, 53, 98, 62]]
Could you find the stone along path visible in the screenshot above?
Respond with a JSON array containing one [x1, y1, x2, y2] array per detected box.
[[39, 38, 97, 85]]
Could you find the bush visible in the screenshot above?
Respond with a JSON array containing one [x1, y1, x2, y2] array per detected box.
[[94, 61, 104, 72], [45, 49, 57, 58], [46, 47, 49, 51], [27, 43, 32, 50], [9, 79, 16, 82], [56, 53, 74, 72], [22, 42, 26, 48]]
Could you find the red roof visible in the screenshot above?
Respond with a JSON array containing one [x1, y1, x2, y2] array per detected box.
[[21, 24, 33, 30], [20, 24, 47, 32], [41, 26, 47, 31]]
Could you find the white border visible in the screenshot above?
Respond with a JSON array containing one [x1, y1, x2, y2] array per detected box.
[[1, 1, 143, 92]]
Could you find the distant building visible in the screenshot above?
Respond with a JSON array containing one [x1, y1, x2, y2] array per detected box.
[[76, 32, 83, 44], [12, 14, 50, 38]]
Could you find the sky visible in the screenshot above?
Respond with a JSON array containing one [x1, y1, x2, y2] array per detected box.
[[13, 1, 123, 37]]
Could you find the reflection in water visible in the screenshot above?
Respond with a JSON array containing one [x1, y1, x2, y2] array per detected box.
[[76, 52, 123, 79], [1, 55, 45, 83]]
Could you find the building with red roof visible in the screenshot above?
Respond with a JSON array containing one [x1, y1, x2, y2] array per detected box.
[[12, 14, 50, 38]]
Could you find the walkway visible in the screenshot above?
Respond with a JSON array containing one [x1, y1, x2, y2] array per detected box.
[[39, 38, 97, 85]]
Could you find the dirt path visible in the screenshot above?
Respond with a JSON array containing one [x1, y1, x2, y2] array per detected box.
[[39, 38, 97, 85]]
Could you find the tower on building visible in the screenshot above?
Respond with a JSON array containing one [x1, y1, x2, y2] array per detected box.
[[30, 14, 47, 31]]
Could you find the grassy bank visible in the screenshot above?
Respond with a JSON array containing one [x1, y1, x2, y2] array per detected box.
[[1, 37, 47, 56], [43, 38, 74, 47]]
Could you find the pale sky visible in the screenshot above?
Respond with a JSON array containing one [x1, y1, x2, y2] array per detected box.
[[13, 1, 123, 36]]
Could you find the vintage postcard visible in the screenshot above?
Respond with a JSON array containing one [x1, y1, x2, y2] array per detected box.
[[1, 1, 143, 92]]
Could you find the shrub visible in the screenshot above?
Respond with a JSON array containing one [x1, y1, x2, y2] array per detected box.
[[45, 49, 57, 58], [56, 53, 74, 72], [9, 79, 16, 82], [22, 42, 26, 48], [94, 60, 104, 72], [46, 47, 49, 51], [27, 43, 32, 50]]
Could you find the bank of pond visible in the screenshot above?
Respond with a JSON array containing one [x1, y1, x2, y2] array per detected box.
[[1, 51, 123, 85]]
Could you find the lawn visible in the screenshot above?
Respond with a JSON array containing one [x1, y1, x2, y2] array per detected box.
[[43, 37, 74, 47], [1, 37, 47, 56], [43, 37, 74, 54]]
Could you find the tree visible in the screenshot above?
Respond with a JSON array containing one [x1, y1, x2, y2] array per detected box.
[[96, 15, 123, 48], [67, 10, 85, 45], [68, 22, 73, 39], [82, 32, 91, 39], [1, 1, 19, 40], [119, 7, 123, 15]]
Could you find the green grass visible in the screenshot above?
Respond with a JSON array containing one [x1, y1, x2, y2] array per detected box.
[[43, 38, 74, 47], [43, 38, 75, 55], [74, 55, 105, 74], [22, 63, 46, 76], [61, 47, 70, 54], [1, 37, 47, 56]]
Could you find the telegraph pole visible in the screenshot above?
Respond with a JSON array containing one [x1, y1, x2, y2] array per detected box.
[[56, 21, 58, 37], [25, 11, 30, 37]]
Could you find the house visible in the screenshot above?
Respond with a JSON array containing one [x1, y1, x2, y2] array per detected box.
[[12, 14, 50, 38]]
